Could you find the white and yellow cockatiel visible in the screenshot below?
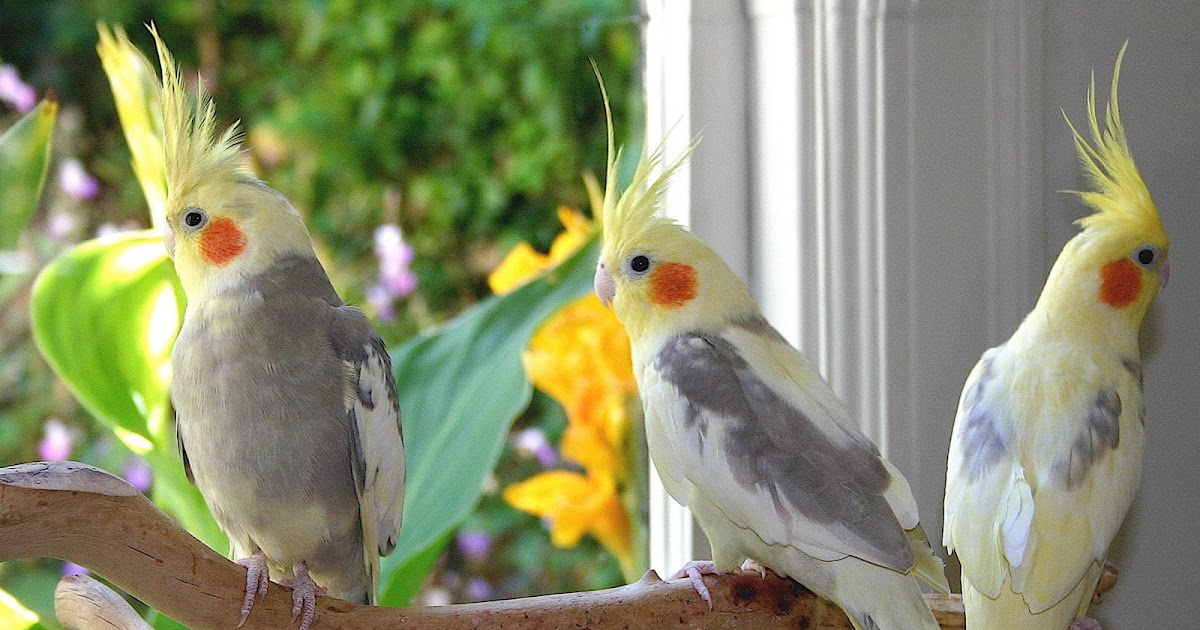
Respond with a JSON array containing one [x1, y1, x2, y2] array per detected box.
[[943, 44, 1168, 630], [593, 101, 949, 628], [145, 28, 406, 630]]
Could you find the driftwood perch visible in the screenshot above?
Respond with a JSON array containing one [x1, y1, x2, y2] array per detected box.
[[0, 461, 965, 629]]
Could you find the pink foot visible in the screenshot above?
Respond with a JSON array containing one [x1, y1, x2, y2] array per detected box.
[[1069, 618, 1102, 630], [235, 550, 270, 627], [281, 561, 326, 630], [669, 560, 719, 608]]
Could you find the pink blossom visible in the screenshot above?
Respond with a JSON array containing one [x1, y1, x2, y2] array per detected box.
[[374, 224, 417, 300], [62, 562, 90, 576], [366, 283, 396, 322], [511, 427, 557, 468], [455, 529, 493, 562], [38, 419, 74, 461], [59, 158, 101, 200], [0, 65, 36, 113], [123, 457, 153, 493]]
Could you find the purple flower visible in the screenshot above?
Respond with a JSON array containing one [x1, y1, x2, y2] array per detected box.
[[366, 283, 396, 322], [59, 158, 101, 200], [46, 210, 79, 242], [0, 65, 36, 113], [123, 457, 153, 493], [62, 562, 90, 577], [465, 578, 493, 602], [38, 419, 74, 461], [455, 529, 493, 562], [511, 427, 557, 468], [374, 224, 417, 300]]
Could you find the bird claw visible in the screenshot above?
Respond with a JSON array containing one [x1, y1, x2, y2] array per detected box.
[[1069, 617, 1103, 630], [670, 560, 718, 608], [740, 558, 767, 579], [235, 551, 270, 627], [1093, 561, 1119, 604], [281, 561, 326, 630]]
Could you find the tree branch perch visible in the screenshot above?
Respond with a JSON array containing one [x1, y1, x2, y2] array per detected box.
[[0, 462, 964, 629]]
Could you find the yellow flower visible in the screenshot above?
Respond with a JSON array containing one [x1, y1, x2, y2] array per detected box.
[[495, 203, 641, 575], [503, 470, 633, 575], [488, 206, 593, 295]]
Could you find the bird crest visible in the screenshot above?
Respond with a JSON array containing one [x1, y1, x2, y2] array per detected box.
[[150, 25, 254, 200], [594, 68, 694, 254], [1065, 42, 1164, 244]]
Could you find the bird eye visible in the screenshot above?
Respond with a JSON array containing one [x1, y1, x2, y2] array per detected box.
[[625, 254, 652, 276], [1134, 245, 1158, 268], [182, 208, 208, 230]]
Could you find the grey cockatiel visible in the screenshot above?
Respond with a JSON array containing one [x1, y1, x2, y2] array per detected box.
[[150, 29, 405, 630]]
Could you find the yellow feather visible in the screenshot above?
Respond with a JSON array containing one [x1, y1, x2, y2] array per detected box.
[[149, 24, 255, 200], [1064, 41, 1162, 243]]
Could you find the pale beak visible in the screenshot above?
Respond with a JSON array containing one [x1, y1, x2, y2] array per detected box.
[[594, 261, 615, 309], [1159, 256, 1170, 290], [164, 223, 176, 259]]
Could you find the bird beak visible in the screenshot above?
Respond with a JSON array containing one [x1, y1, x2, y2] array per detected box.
[[164, 223, 176, 259], [594, 261, 615, 310], [1159, 256, 1170, 290]]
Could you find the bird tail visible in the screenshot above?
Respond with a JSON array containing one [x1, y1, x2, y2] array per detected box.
[[834, 558, 941, 630], [961, 568, 1098, 630], [908, 526, 952, 594]]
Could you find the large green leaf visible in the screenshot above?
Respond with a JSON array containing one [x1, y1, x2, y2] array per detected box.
[[28, 231, 225, 550], [379, 235, 599, 602], [30, 231, 181, 444], [0, 100, 56, 251]]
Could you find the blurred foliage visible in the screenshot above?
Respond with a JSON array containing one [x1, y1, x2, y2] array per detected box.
[[0, 0, 640, 626]]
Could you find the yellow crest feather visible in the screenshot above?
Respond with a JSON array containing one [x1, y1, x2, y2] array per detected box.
[[149, 24, 254, 199], [1064, 42, 1160, 238], [594, 64, 695, 251]]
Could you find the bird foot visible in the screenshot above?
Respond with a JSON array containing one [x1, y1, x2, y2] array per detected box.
[[235, 550, 270, 627], [740, 558, 768, 578], [281, 561, 326, 630], [669, 560, 719, 608], [1093, 561, 1119, 604], [1069, 617, 1102, 630]]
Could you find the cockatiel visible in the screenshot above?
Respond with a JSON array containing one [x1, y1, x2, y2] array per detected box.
[[593, 102, 948, 629], [149, 28, 405, 629], [943, 44, 1167, 630]]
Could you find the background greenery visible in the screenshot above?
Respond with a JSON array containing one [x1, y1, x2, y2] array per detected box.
[[0, 0, 639, 626]]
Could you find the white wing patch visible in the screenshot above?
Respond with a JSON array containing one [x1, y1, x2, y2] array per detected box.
[[1000, 464, 1034, 568], [345, 342, 405, 603]]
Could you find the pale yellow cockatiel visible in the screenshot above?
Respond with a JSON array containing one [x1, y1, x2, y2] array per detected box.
[[943, 44, 1168, 630], [592, 92, 949, 629]]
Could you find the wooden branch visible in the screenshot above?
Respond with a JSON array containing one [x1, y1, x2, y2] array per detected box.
[[0, 462, 964, 629], [56, 574, 152, 630]]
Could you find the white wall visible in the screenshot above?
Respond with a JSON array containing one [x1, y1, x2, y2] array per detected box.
[[643, 1, 1200, 625]]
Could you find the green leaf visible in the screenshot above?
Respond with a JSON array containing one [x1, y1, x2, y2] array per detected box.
[[0, 586, 39, 630], [28, 231, 225, 552], [30, 231, 182, 444], [0, 99, 56, 251], [378, 532, 449, 606], [380, 235, 599, 599]]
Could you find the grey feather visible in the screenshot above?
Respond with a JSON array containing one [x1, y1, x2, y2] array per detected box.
[[1058, 390, 1122, 489], [653, 322, 913, 571], [172, 255, 403, 605], [958, 356, 1010, 481]]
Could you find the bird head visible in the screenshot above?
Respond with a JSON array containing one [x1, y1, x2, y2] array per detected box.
[[1040, 43, 1169, 333], [592, 86, 755, 345], [152, 27, 314, 299]]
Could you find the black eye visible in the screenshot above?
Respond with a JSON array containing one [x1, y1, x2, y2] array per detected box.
[[183, 208, 207, 229], [1136, 247, 1155, 266], [630, 255, 650, 273]]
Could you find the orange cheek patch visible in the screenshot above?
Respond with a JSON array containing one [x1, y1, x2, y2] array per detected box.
[[1099, 258, 1141, 308], [649, 262, 698, 309], [199, 217, 247, 266]]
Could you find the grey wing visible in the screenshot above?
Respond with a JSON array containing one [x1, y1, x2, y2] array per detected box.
[[653, 326, 913, 571], [331, 308, 406, 601], [175, 411, 195, 485]]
